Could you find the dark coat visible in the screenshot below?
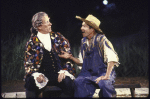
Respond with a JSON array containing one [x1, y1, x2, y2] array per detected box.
[[24, 31, 75, 79]]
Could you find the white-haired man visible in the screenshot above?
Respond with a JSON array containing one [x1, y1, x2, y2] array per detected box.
[[24, 12, 75, 98]]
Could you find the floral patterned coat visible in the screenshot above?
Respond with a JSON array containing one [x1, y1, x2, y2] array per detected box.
[[24, 31, 76, 78]]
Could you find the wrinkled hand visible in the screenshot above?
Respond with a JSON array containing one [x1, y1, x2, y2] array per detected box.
[[58, 73, 66, 83], [58, 51, 72, 59], [36, 75, 46, 83], [95, 75, 110, 84]]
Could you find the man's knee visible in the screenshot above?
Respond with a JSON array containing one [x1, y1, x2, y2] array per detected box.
[[98, 80, 109, 89], [26, 89, 36, 98], [63, 76, 73, 85], [25, 76, 37, 91], [74, 76, 83, 85]]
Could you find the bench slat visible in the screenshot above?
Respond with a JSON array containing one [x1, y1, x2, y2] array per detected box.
[[114, 84, 141, 88]]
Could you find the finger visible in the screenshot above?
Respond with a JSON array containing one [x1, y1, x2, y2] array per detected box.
[[36, 77, 39, 82], [96, 79, 100, 84], [95, 77, 101, 81], [95, 77, 101, 84], [58, 54, 63, 57], [61, 50, 65, 54], [58, 77, 61, 82], [60, 73, 65, 82], [58, 77, 62, 83], [58, 78, 61, 82], [58, 73, 63, 82], [58, 74, 61, 82], [95, 78, 98, 81], [41, 76, 46, 82], [43, 78, 46, 82], [63, 73, 66, 79], [58, 73, 61, 78], [37, 77, 42, 83]]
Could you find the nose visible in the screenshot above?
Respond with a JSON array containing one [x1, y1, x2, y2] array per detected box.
[[50, 22, 52, 25], [81, 26, 83, 30], [49, 22, 52, 26]]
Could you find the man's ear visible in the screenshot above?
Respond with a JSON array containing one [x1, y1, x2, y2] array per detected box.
[[92, 28, 95, 32]]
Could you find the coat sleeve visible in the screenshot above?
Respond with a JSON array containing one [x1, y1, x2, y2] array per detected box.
[[24, 37, 41, 78], [57, 32, 76, 76]]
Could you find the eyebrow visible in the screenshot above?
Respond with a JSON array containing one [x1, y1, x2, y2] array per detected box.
[[82, 24, 87, 26]]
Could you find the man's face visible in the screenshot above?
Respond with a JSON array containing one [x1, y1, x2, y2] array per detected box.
[[38, 15, 52, 34], [81, 22, 93, 38]]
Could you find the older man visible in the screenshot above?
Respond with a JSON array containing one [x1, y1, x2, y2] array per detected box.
[[59, 14, 119, 97], [24, 12, 75, 98]]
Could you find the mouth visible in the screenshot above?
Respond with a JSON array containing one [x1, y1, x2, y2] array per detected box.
[[81, 31, 85, 34]]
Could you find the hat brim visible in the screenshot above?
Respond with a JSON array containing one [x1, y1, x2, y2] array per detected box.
[[76, 16, 102, 32]]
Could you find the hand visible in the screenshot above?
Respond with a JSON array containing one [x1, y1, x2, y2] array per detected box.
[[58, 73, 66, 83], [58, 51, 72, 59], [95, 75, 110, 84], [36, 75, 46, 83]]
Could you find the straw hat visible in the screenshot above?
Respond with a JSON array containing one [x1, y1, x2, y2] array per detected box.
[[76, 14, 102, 32]]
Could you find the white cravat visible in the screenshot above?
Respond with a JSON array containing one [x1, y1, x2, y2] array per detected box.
[[37, 31, 52, 51]]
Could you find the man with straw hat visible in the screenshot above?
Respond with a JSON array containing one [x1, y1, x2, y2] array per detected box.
[[59, 14, 120, 97]]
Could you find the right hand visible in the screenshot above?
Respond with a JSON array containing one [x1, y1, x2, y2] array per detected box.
[[58, 73, 66, 83], [58, 51, 72, 59], [36, 75, 46, 83]]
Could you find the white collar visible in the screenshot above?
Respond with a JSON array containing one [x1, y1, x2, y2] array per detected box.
[[37, 31, 51, 51], [37, 32, 50, 39]]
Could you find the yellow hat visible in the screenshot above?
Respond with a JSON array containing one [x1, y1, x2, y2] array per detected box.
[[76, 14, 102, 32]]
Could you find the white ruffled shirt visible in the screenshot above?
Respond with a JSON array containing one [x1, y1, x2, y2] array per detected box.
[[32, 32, 75, 89]]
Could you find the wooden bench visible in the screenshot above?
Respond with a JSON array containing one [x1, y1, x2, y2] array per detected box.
[[43, 81, 141, 98], [113, 81, 141, 97], [43, 86, 62, 97]]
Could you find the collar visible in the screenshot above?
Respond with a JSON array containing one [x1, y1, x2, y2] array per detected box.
[[37, 31, 50, 39], [37, 31, 51, 51], [85, 33, 98, 46]]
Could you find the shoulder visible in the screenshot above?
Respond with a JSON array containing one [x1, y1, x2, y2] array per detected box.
[[51, 31, 67, 39], [26, 35, 38, 43], [96, 34, 107, 42], [81, 37, 87, 43], [50, 31, 63, 37], [25, 35, 43, 48]]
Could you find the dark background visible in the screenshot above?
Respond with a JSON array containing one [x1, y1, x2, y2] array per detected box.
[[1, 0, 149, 82], [1, 0, 148, 46]]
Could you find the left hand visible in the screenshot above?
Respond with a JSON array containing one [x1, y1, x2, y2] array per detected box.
[[36, 74, 46, 83], [58, 73, 66, 83], [95, 75, 110, 84]]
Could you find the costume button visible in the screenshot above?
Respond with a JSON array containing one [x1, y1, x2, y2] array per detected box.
[[52, 64, 54, 66], [44, 69, 45, 71]]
